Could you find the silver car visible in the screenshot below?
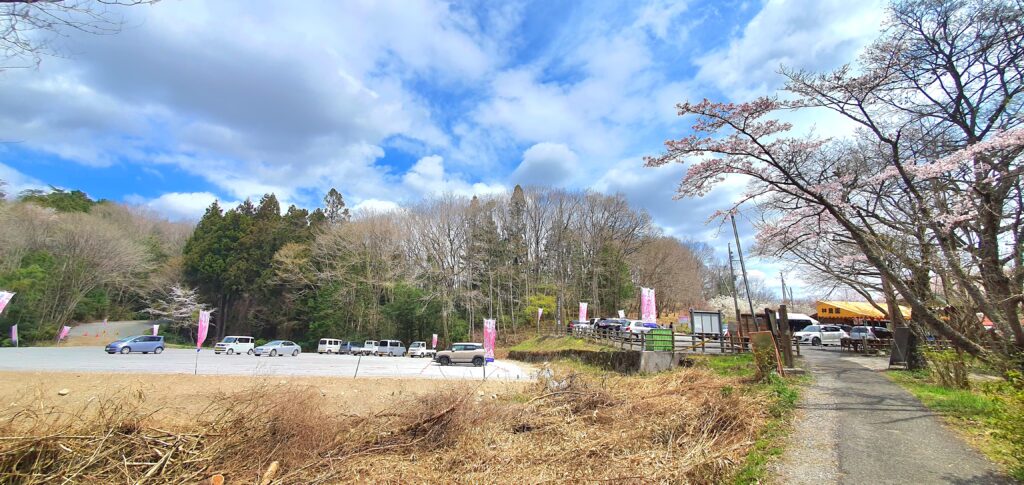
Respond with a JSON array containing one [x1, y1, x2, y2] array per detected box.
[[252, 340, 301, 357]]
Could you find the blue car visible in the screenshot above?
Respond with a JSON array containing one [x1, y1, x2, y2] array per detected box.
[[105, 335, 165, 354]]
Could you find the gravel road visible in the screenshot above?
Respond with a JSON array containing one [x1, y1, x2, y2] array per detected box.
[[0, 347, 533, 381]]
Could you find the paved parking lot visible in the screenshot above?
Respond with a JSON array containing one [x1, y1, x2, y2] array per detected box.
[[0, 347, 534, 381]]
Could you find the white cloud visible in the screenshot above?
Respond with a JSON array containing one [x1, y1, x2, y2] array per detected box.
[[695, 0, 885, 100], [0, 162, 45, 197], [0, 0, 499, 209], [511, 142, 579, 187], [125, 192, 237, 221], [352, 198, 401, 214], [401, 155, 505, 199]]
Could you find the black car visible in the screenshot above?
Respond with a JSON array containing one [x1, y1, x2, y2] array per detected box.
[[595, 318, 627, 331]]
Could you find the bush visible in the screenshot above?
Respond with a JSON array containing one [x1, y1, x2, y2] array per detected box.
[[924, 349, 970, 389]]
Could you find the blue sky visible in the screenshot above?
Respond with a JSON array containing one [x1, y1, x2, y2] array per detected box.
[[0, 0, 886, 294]]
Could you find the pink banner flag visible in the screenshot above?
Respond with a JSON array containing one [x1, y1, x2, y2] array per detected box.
[[483, 319, 496, 362], [57, 325, 70, 342], [431, 333, 438, 349], [152, 324, 159, 336], [537, 307, 543, 319], [9, 325, 17, 345], [196, 310, 211, 350], [0, 291, 14, 315], [578, 302, 588, 321], [641, 288, 657, 324]]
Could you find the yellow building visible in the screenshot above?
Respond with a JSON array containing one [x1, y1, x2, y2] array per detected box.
[[816, 301, 911, 322]]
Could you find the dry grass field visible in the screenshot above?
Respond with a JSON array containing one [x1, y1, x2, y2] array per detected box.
[[0, 363, 777, 484]]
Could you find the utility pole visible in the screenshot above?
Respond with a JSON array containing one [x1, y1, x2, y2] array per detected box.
[[731, 213, 758, 331], [727, 244, 743, 337], [780, 271, 788, 306]]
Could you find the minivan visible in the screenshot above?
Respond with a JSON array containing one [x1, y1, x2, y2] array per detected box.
[[318, 338, 343, 354], [215, 336, 255, 355], [106, 335, 165, 355], [376, 339, 406, 357]]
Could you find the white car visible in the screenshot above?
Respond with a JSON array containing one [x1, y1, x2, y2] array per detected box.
[[408, 341, 436, 358], [622, 320, 658, 334], [214, 336, 255, 355], [793, 325, 848, 346], [253, 340, 301, 357]]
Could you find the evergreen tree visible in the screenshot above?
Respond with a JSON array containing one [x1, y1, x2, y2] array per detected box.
[[323, 188, 350, 224]]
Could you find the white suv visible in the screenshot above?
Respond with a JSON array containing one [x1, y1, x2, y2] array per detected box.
[[214, 336, 255, 355]]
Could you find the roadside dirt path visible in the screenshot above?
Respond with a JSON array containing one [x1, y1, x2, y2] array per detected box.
[[774, 349, 1011, 484]]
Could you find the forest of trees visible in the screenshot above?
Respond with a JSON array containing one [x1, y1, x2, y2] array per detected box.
[[0, 183, 730, 348]]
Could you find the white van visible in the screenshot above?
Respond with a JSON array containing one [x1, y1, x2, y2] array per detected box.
[[214, 336, 255, 355], [317, 338, 343, 354], [376, 339, 406, 357]]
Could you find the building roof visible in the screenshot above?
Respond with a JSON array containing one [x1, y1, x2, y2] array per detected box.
[[817, 300, 911, 320]]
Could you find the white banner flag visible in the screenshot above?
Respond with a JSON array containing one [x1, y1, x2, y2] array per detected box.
[[579, 302, 588, 321], [618, 309, 625, 319]]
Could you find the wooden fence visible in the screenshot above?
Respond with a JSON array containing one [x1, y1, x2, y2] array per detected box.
[[564, 326, 803, 356]]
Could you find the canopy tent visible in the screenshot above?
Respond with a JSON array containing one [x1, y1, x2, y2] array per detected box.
[[815, 301, 911, 322]]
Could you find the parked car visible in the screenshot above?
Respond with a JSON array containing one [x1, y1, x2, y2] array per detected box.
[[783, 313, 819, 333], [355, 340, 378, 356], [376, 339, 406, 357], [106, 335, 165, 355], [317, 338, 343, 354], [595, 318, 627, 331], [793, 325, 848, 346], [408, 341, 436, 358], [569, 320, 592, 332], [341, 341, 361, 354], [214, 336, 255, 355], [622, 320, 659, 334], [434, 342, 485, 367], [849, 326, 893, 341], [253, 340, 301, 357]]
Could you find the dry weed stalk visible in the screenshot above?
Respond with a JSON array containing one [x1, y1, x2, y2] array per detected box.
[[0, 368, 768, 484]]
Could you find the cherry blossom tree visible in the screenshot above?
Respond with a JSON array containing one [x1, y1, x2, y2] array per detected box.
[[649, 0, 1023, 359], [143, 284, 210, 339]]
